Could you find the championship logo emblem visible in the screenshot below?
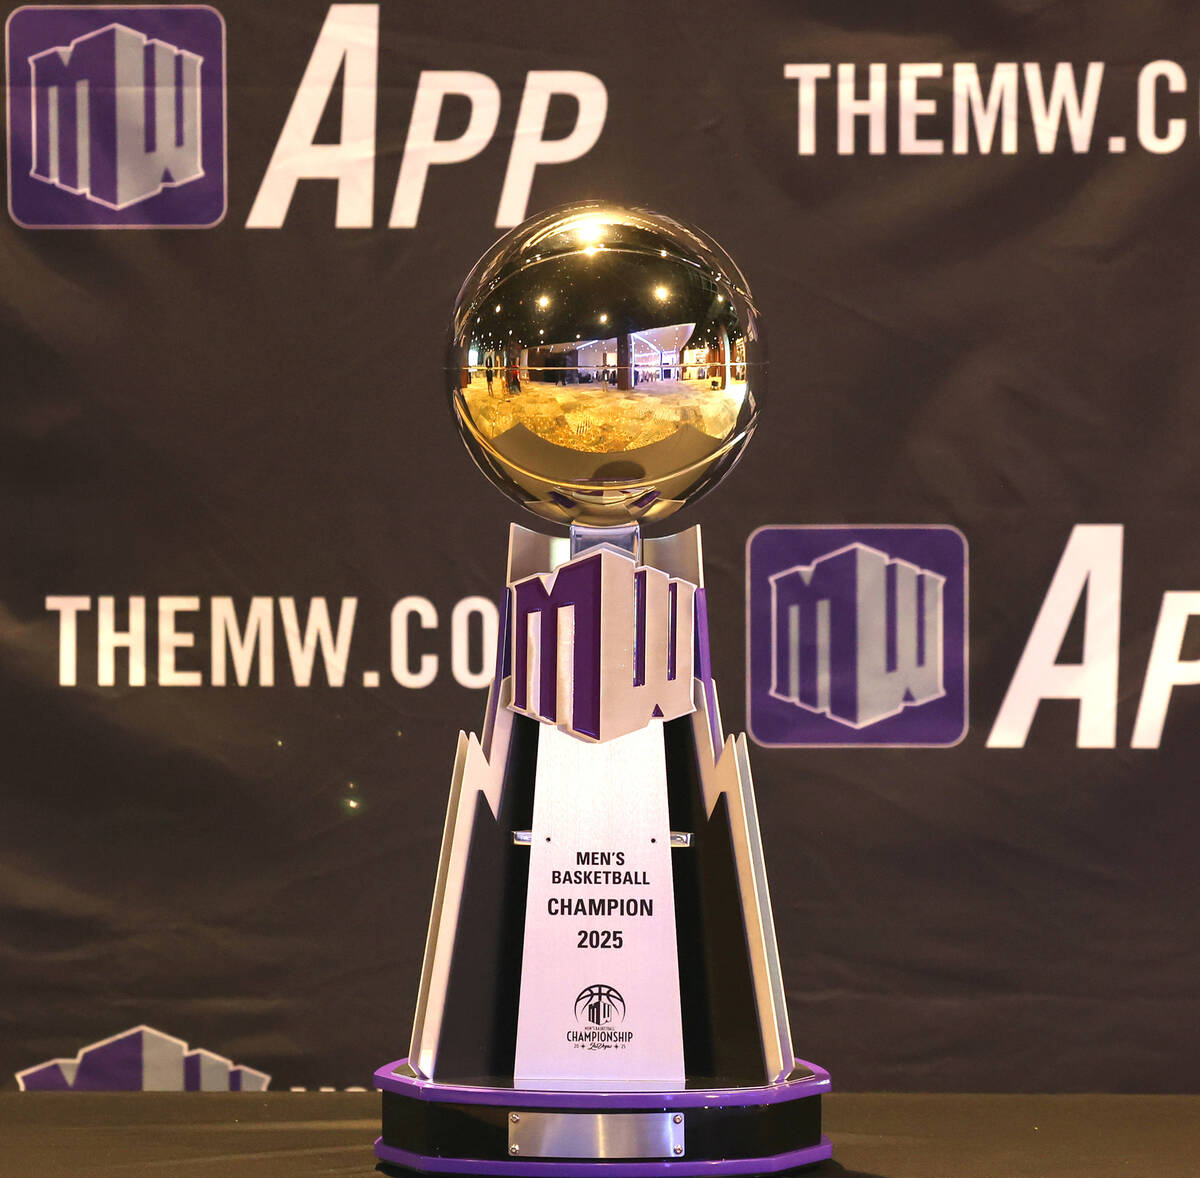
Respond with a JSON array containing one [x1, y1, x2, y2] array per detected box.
[[6, 6, 226, 227], [574, 984, 626, 1028], [747, 526, 968, 746]]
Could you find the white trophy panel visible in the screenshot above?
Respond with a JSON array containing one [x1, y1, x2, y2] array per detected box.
[[514, 721, 685, 1090]]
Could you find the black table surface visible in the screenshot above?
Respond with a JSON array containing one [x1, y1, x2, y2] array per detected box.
[[1, 1092, 1195, 1178]]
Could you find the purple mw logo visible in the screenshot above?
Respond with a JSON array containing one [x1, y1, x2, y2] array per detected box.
[[746, 526, 968, 747], [509, 546, 695, 743], [15, 1025, 270, 1091], [6, 6, 226, 227]]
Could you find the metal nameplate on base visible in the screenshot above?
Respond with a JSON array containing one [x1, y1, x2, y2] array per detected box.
[[508, 1111, 684, 1159]]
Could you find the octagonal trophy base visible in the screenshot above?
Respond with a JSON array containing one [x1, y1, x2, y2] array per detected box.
[[374, 1057, 832, 1176]]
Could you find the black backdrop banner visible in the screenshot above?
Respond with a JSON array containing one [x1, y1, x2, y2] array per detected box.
[[4, 0, 1199, 1092]]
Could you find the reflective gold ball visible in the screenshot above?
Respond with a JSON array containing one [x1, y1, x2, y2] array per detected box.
[[447, 202, 764, 528]]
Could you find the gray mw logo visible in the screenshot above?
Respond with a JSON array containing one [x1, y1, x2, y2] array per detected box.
[[29, 23, 203, 209], [769, 543, 945, 728]]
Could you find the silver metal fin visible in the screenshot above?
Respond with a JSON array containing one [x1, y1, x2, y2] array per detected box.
[[406, 678, 516, 1079], [689, 677, 795, 1082]]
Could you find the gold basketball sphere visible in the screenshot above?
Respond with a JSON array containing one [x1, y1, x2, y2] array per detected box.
[[448, 202, 764, 528]]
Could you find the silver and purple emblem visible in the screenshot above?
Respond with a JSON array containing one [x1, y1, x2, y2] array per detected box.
[[6, 5, 226, 228], [16, 1025, 268, 1092], [509, 544, 695, 743], [747, 525, 968, 746]]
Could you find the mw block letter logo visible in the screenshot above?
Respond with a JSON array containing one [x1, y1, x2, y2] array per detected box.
[[747, 526, 967, 747], [6, 6, 226, 227], [510, 546, 695, 743], [16, 1025, 269, 1091]]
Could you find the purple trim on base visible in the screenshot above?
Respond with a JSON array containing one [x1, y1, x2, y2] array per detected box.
[[373, 1058, 830, 1109], [374, 1136, 832, 1177]]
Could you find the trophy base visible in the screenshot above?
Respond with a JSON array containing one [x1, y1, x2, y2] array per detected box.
[[374, 1057, 831, 1176]]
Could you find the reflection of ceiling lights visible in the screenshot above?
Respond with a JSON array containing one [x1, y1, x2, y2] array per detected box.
[[659, 249, 667, 257], [654, 286, 669, 301], [537, 295, 550, 308], [599, 313, 608, 324], [494, 304, 501, 312], [576, 218, 604, 245]]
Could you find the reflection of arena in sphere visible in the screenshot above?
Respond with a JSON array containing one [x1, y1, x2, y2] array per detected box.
[[460, 369, 748, 455], [447, 202, 765, 528]]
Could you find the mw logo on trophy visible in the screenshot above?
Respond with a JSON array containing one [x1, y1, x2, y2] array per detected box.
[[576, 985, 625, 1029], [375, 202, 832, 1174]]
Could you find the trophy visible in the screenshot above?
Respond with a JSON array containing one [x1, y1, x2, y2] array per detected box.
[[375, 203, 831, 1174]]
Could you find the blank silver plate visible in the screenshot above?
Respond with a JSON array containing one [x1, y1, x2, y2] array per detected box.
[[508, 1110, 684, 1158]]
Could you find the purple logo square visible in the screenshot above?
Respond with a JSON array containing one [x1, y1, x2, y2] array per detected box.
[[746, 525, 968, 747], [6, 5, 226, 227]]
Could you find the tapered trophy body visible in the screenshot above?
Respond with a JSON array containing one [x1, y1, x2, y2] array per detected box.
[[375, 203, 831, 1174]]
